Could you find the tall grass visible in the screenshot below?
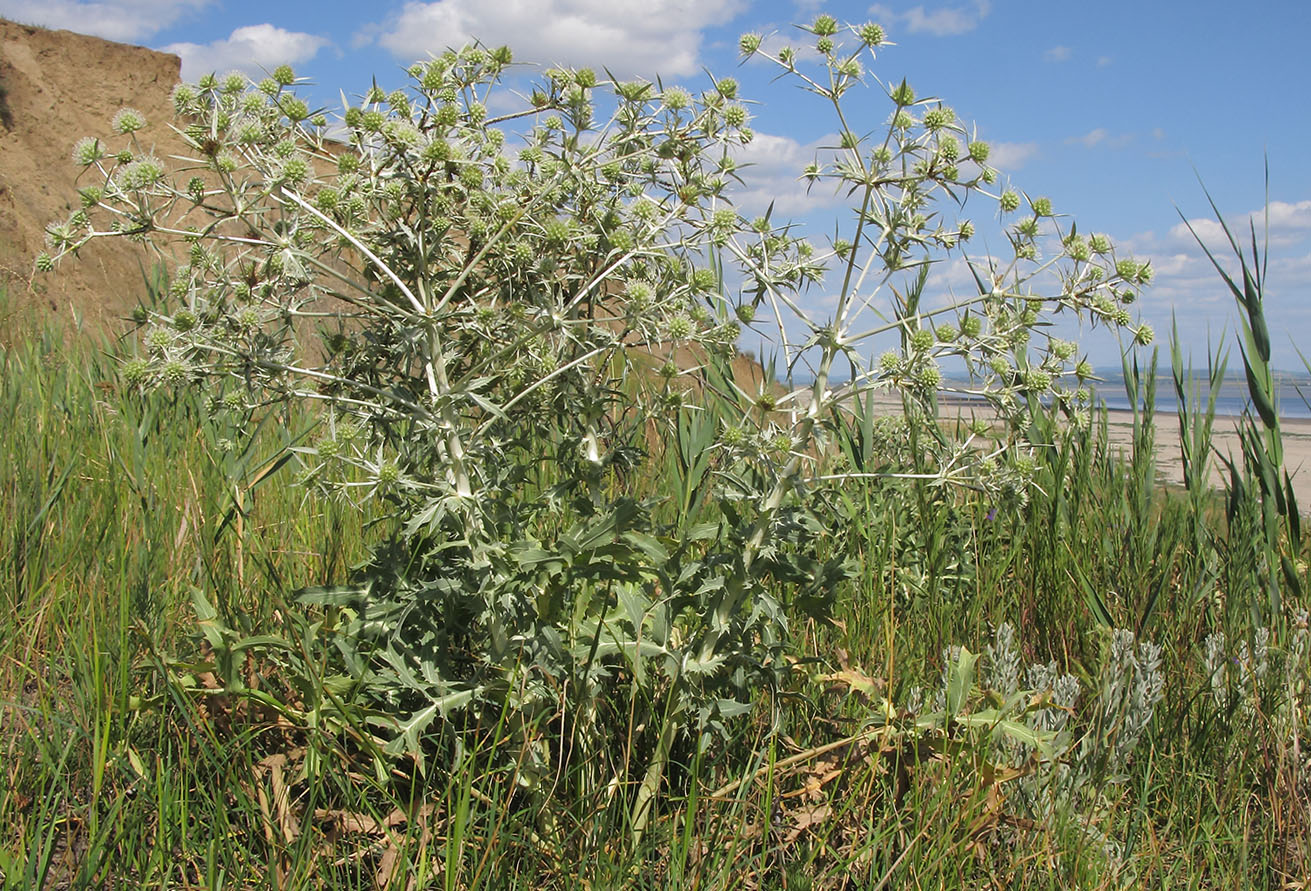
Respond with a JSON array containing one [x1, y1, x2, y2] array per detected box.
[[2, 237, 1309, 890]]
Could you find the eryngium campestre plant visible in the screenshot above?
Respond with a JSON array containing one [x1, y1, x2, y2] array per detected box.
[[43, 19, 1151, 800]]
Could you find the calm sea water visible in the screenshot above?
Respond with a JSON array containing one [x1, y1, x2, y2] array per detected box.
[[1088, 376, 1311, 421], [791, 374, 1311, 421]]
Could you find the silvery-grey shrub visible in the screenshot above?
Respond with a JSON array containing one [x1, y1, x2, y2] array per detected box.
[[42, 19, 1153, 771]]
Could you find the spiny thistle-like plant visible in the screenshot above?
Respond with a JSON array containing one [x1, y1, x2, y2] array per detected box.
[[42, 16, 1154, 824]]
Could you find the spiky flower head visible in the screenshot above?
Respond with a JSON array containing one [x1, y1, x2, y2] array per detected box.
[[740, 32, 763, 55], [121, 358, 150, 387], [171, 83, 197, 113], [1031, 196, 1053, 216], [119, 157, 166, 190], [811, 14, 839, 36], [34, 252, 54, 272], [922, 107, 952, 131], [859, 22, 885, 45], [816, 35, 834, 54], [72, 137, 103, 167], [1135, 324, 1154, 346], [112, 107, 146, 134], [1089, 233, 1112, 254], [667, 315, 693, 340], [662, 86, 692, 111], [890, 81, 916, 105], [160, 359, 189, 386], [272, 64, 296, 86], [999, 189, 1021, 213], [968, 140, 990, 163], [376, 459, 400, 486]]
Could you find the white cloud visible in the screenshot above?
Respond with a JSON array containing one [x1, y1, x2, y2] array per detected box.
[[867, 0, 991, 37], [1070, 127, 1107, 148], [1096, 55, 1112, 68], [367, 0, 743, 78], [1042, 45, 1071, 62], [728, 131, 846, 217], [1066, 128, 1134, 149], [987, 141, 1039, 171], [0, 0, 210, 42], [162, 24, 330, 81], [1170, 200, 1311, 251]]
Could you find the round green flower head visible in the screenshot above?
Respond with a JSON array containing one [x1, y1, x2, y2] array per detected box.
[[667, 315, 693, 340], [958, 220, 974, 240], [72, 137, 102, 166], [34, 252, 54, 272], [910, 328, 934, 352], [1089, 233, 1112, 254], [112, 107, 146, 134], [1135, 323, 1154, 346], [922, 107, 951, 131], [960, 315, 982, 338], [879, 350, 901, 372], [859, 22, 886, 45], [1076, 359, 1094, 379], [121, 358, 150, 387], [272, 64, 296, 86], [662, 87, 692, 111], [171, 83, 197, 113], [690, 267, 718, 293], [892, 111, 914, 131], [724, 104, 748, 128], [739, 33, 762, 55], [160, 359, 189, 386], [222, 72, 246, 94], [999, 190, 1020, 212], [173, 309, 198, 332], [1031, 196, 1053, 216], [812, 14, 839, 36], [280, 97, 309, 121], [816, 35, 834, 54], [968, 140, 990, 163], [376, 460, 400, 486], [716, 77, 739, 99], [939, 136, 960, 161], [890, 81, 916, 105]]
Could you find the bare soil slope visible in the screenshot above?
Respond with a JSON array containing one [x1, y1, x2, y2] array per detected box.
[[0, 18, 184, 327]]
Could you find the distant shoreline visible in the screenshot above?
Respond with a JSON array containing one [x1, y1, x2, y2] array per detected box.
[[824, 386, 1311, 510]]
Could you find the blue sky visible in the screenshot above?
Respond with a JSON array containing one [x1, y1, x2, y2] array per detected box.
[[4, 0, 1309, 369]]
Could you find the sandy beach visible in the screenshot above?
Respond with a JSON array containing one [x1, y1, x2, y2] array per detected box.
[[839, 388, 1311, 510], [1098, 409, 1311, 510]]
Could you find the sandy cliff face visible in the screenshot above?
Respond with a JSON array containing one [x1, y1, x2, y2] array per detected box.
[[0, 19, 185, 327]]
